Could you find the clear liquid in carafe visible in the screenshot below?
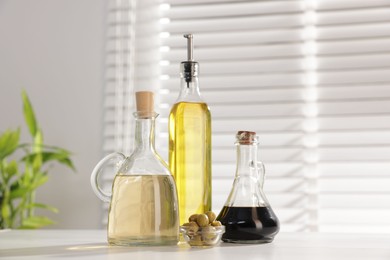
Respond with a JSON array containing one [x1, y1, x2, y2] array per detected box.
[[108, 175, 179, 246]]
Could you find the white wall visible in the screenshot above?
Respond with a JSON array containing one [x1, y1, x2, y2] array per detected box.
[[0, 0, 106, 228]]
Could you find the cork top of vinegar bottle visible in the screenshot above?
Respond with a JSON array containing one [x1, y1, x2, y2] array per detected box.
[[236, 131, 258, 145]]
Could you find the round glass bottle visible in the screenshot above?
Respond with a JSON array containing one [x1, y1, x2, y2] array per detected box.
[[217, 131, 279, 244], [91, 91, 179, 246]]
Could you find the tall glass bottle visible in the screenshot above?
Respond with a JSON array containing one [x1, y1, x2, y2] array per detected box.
[[91, 91, 179, 246], [217, 131, 279, 244], [169, 34, 212, 225]]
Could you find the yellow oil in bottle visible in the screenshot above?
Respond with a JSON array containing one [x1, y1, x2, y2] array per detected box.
[[169, 101, 212, 224]]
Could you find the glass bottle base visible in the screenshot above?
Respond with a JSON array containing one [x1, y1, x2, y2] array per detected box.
[[217, 206, 279, 244], [222, 238, 274, 244], [108, 237, 178, 247]]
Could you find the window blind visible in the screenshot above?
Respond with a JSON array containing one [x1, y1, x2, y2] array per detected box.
[[101, 0, 161, 220], [102, 0, 390, 233], [159, 0, 309, 233], [104, 0, 161, 156]]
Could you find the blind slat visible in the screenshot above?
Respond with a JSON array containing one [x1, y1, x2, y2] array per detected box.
[[158, 85, 390, 105], [158, 38, 390, 62], [159, 53, 390, 76], [163, 0, 301, 17]]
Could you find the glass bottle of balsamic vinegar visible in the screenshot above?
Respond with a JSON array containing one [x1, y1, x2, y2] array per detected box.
[[169, 34, 212, 225], [217, 131, 280, 244]]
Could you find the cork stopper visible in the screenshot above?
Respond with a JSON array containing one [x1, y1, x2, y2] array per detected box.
[[135, 91, 154, 117], [236, 131, 257, 145]]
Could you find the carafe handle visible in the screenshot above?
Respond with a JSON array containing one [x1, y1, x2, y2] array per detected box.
[[90, 152, 126, 203], [258, 162, 266, 189]]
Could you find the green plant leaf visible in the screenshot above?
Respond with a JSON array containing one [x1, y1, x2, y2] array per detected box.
[[0, 129, 20, 160], [9, 172, 46, 200], [1, 202, 11, 221], [32, 152, 42, 173], [22, 151, 75, 172], [19, 216, 55, 229], [22, 161, 34, 184], [26, 203, 58, 213], [32, 172, 49, 188], [5, 160, 18, 176], [4, 160, 18, 182], [59, 158, 76, 171], [22, 90, 38, 137], [33, 129, 43, 153], [10, 186, 30, 199]]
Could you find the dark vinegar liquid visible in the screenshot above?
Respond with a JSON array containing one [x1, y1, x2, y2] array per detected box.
[[217, 206, 280, 244]]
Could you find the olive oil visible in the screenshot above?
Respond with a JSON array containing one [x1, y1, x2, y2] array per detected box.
[[108, 175, 179, 246], [169, 101, 212, 224], [169, 34, 212, 225]]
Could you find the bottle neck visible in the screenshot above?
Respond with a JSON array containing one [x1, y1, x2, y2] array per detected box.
[[133, 116, 156, 153], [236, 143, 260, 178], [177, 77, 203, 103]]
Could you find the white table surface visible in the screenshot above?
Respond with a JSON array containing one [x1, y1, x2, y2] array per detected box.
[[0, 230, 389, 260]]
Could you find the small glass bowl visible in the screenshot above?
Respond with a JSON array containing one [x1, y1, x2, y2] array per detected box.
[[180, 225, 225, 247]]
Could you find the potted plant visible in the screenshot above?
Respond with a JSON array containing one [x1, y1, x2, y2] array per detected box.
[[0, 91, 75, 229]]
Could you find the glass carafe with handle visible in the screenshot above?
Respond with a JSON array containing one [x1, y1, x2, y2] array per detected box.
[[216, 131, 280, 244], [91, 91, 179, 246]]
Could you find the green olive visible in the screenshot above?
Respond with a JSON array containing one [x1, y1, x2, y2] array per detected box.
[[201, 226, 216, 241], [188, 214, 199, 222], [183, 211, 224, 247], [201, 225, 215, 233], [188, 221, 199, 233], [189, 235, 203, 246], [196, 214, 209, 227], [211, 220, 222, 226], [205, 211, 216, 223]]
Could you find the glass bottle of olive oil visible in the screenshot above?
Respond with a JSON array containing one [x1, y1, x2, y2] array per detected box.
[[169, 34, 212, 225]]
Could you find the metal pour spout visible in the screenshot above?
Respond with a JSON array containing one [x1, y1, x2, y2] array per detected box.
[[184, 34, 194, 61], [181, 34, 199, 83]]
